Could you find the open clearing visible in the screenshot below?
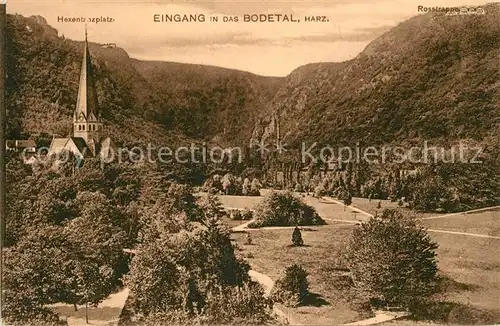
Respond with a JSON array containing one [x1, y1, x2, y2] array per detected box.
[[219, 194, 369, 223], [422, 209, 500, 237], [221, 195, 500, 325], [231, 223, 369, 325]]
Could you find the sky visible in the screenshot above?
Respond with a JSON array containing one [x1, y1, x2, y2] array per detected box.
[[7, 0, 490, 76]]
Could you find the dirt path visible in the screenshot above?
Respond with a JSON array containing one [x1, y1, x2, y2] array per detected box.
[[248, 270, 303, 325], [51, 288, 129, 326], [422, 205, 500, 220], [225, 198, 407, 326], [230, 222, 303, 325], [426, 228, 500, 239], [223, 194, 500, 240], [342, 311, 409, 326]]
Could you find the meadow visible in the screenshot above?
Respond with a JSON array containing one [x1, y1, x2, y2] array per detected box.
[[222, 195, 500, 325]]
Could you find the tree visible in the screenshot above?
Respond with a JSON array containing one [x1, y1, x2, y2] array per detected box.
[[63, 191, 129, 315], [126, 214, 263, 323], [125, 241, 184, 315], [291, 226, 304, 246], [3, 226, 70, 325], [242, 177, 252, 195], [271, 264, 309, 307], [6, 150, 32, 184], [198, 193, 225, 222], [221, 173, 234, 195], [343, 192, 353, 211], [250, 177, 262, 196], [345, 209, 439, 310], [250, 191, 325, 228]]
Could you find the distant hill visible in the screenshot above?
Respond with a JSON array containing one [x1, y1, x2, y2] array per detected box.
[[5, 14, 282, 148], [251, 4, 500, 151], [6, 6, 499, 161], [131, 60, 281, 145]]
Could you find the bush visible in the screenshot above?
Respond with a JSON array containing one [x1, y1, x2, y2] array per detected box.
[[291, 227, 304, 246], [203, 282, 272, 324], [313, 184, 327, 198], [242, 178, 252, 196], [249, 178, 262, 196], [271, 264, 309, 307], [245, 233, 253, 245], [3, 305, 67, 326], [241, 209, 253, 220], [228, 209, 252, 221], [138, 282, 273, 325], [345, 209, 439, 310], [229, 209, 243, 220], [294, 183, 304, 192], [249, 191, 325, 228]]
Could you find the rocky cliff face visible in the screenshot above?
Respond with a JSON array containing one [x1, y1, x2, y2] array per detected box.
[[251, 4, 500, 150]]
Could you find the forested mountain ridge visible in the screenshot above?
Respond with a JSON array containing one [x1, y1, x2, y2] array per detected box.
[[5, 14, 282, 148], [6, 7, 500, 159], [131, 60, 281, 145], [251, 4, 500, 150]]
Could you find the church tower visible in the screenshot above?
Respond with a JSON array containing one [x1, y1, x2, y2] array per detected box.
[[73, 27, 102, 155]]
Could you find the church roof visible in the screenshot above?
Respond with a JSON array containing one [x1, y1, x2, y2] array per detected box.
[[48, 137, 94, 158], [74, 28, 99, 122]]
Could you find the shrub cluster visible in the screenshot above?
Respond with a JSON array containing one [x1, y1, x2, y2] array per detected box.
[[345, 209, 439, 311], [202, 174, 262, 196], [271, 264, 309, 307], [227, 209, 253, 221], [249, 191, 325, 228]]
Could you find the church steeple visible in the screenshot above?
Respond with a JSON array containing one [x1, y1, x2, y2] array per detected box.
[[73, 26, 102, 154], [74, 25, 99, 122]]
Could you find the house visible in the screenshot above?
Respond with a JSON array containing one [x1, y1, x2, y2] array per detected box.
[[6, 139, 36, 154], [48, 28, 115, 164]]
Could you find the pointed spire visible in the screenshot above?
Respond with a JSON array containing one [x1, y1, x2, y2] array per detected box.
[[74, 26, 99, 122]]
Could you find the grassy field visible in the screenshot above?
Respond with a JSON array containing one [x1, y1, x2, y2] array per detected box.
[[350, 197, 441, 219], [231, 223, 369, 325], [422, 209, 500, 237], [219, 195, 264, 210], [221, 195, 500, 325], [220, 194, 369, 223], [380, 231, 500, 325]]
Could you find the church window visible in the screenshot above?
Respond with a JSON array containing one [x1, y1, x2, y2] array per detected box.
[[78, 125, 81, 131], [83, 125, 85, 131]]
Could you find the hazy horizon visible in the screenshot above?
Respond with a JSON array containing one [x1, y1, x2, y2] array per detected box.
[[8, 0, 489, 76]]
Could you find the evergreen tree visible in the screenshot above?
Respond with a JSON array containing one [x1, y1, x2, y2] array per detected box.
[[345, 209, 438, 310], [291, 226, 304, 246], [343, 191, 353, 211]]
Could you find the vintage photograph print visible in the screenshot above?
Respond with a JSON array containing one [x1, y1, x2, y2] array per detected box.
[[0, 0, 499, 325]]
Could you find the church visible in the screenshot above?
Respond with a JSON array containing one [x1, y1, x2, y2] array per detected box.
[[48, 29, 114, 162]]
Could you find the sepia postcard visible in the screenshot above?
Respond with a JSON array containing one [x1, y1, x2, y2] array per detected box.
[[0, 0, 499, 325]]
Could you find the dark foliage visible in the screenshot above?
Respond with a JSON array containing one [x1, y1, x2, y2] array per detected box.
[[345, 209, 439, 310], [271, 264, 309, 307], [249, 191, 325, 228], [291, 227, 304, 246]]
